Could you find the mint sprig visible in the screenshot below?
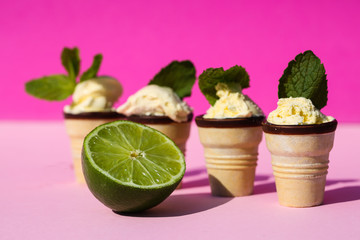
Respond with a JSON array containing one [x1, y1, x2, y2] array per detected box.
[[25, 47, 103, 101], [279, 50, 328, 109], [148, 60, 196, 100], [198, 65, 250, 106]]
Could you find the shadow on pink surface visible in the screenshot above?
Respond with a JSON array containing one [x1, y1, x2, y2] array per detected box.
[[116, 193, 233, 217], [326, 179, 358, 186], [111, 179, 360, 217], [323, 185, 360, 205], [182, 167, 271, 189], [183, 168, 207, 177], [181, 178, 209, 188], [324, 179, 360, 206], [253, 178, 360, 206], [253, 182, 276, 195]]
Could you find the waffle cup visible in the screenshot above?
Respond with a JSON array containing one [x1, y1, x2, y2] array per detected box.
[[195, 115, 264, 197], [127, 114, 193, 188], [64, 112, 125, 183], [262, 120, 338, 207]]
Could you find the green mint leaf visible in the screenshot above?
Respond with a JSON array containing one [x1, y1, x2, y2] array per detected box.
[[223, 65, 250, 89], [61, 47, 80, 81], [25, 74, 76, 101], [148, 60, 196, 100], [278, 50, 328, 109], [198, 68, 224, 106], [198, 65, 250, 106], [80, 54, 103, 82]]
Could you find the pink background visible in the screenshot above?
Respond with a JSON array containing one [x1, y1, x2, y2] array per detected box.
[[1, 0, 360, 122]]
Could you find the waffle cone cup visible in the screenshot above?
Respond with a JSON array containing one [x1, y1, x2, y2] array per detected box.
[[263, 120, 337, 207], [64, 112, 125, 183], [196, 116, 264, 197]]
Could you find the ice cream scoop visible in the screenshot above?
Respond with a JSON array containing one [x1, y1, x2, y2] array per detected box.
[[64, 77, 123, 114], [267, 97, 333, 125], [117, 85, 192, 123], [204, 83, 263, 118]]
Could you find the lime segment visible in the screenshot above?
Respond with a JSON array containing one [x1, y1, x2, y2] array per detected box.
[[82, 120, 186, 213]]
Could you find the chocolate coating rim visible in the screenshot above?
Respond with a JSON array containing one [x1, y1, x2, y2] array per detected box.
[[195, 115, 265, 128], [262, 119, 338, 135], [127, 113, 193, 124], [63, 111, 126, 120]]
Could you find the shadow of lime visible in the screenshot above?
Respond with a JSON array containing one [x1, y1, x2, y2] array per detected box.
[[116, 193, 233, 217]]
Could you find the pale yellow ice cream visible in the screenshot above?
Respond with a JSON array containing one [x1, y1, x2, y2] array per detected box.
[[204, 83, 263, 119], [64, 77, 122, 114], [267, 97, 334, 125], [117, 85, 192, 122]]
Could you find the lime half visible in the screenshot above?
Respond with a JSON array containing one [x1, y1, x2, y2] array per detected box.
[[82, 120, 186, 213]]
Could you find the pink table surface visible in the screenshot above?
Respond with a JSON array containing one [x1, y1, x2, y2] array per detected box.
[[1, 121, 360, 240]]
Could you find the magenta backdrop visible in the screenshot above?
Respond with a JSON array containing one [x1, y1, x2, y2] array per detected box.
[[1, 0, 359, 122]]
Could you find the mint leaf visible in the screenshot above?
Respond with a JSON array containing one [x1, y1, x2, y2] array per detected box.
[[278, 50, 328, 109], [198, 68, 224, 106], [25, 74, 76, 101], [61, 47, 80, 81], [80, 54, 103, 82], [223, 65, 250, 89], [198, 65, 250, 106], [148, 60, 196, 99]]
